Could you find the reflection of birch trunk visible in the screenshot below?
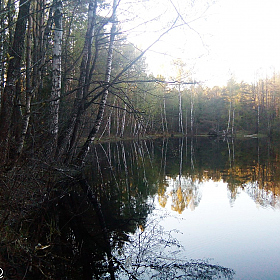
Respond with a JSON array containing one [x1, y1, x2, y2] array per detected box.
[[227, 138, 232, 168], [120, 141, 130, 195], [143, 140, 153, 168], [136, 141, 148, 185], [164, 139, 168, 175], [160, 138, 168, 177], [191, 137, 195, 170], [99, 143, 119, 189], [257, 138, 260, 166], [231, 137, 235, 163], [94, 146, 104, 185], [185, 136, 188, 165], [132, 141, 141, 180], [114, 142, 119, 172], [179, 137, 183, 182]]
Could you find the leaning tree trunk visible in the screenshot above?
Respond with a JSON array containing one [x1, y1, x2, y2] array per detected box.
[[0, 0, 31, 165], [56, 0, 98, 160], [75, 0, 118, 166]]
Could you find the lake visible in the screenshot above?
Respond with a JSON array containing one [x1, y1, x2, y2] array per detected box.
[[83, 136, 280, 279], [4, 136, 280, 279]]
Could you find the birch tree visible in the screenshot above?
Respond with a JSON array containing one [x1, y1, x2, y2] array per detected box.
[[75, 0, 118, 165], [47, 0, 63, 156], [56, 0, 98, 160]]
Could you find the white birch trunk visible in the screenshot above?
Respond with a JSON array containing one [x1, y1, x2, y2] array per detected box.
[[227, 101, 231, 134], [190, 88, 194, 135], [76, 0, 118, 165], [161, 105, 165, 133], [231, 108, 235, 135], [49, 0, 62, 153], [163, 94, 168, 133]]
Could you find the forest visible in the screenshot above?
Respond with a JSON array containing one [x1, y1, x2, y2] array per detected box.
[[0, 0, 280, 168], [0, 0, 279, 278]]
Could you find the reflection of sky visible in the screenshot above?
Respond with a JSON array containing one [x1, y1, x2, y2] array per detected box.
[[155, 179, 280, 279]]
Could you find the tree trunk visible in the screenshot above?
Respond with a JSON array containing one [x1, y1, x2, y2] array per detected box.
[[178, 84, 184, 134], [14, 14, 33, 157], [75, 0, 118, 166], [0, 0, 31, 164], [163, 93, 168, 133], [0, 0, 4, 91], [56, 0, 98, 160], [120, 103, 127, 137], [47, 0, 63, 157], [231, 108, 235, 136], [227, 101, 231, 134], [190, 88, 194, 135]]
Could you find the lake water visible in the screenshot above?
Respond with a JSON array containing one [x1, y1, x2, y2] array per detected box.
[[87, 137, 280, 279], [8, 137, 279, 279], [154, 179, 280, 280]]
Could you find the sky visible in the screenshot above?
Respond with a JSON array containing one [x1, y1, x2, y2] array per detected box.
[[119, 0, 280, 87]]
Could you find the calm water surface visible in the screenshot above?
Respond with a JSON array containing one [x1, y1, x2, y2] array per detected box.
[[4, 137, 280, 279], [154, 179, 280, 279], [91, 137, 280, 279]]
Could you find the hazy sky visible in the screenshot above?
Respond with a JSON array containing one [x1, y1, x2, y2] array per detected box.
[[120, 0, 280, 87]]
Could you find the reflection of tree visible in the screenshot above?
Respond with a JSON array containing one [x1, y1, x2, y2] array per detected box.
[[167, 176, 202, 213], [158, 179, 169, 208], [242, 181, 280, 209], [6, 136, 280, 278], [150, 137, 280, 210], [116, 217, 234, 280]]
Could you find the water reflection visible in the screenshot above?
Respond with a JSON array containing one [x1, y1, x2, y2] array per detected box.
[[2, 137, 280, 279], [154, 137, 280, 212]]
